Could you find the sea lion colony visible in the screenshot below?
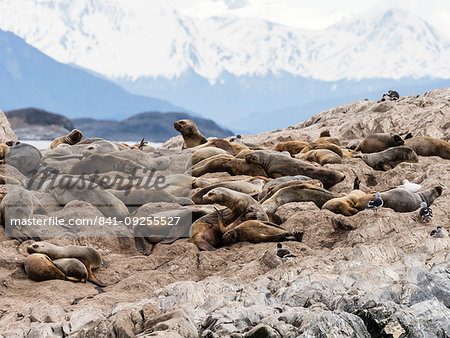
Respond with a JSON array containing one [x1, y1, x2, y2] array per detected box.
[[0, 120, 448, 285]]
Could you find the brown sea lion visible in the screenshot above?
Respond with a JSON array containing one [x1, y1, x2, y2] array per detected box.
[[24, 253, 66, 282], [355, 133, 404, 153], [192, 179, 265, 204], [216, 208, 303, 245], [315, 130, 341, 146], [134, 207, 209, 254], [322, 190, 375, 216], [53, 258, 88, 283], [245, 150, 345, 188], [191, 155, 267, 177], [27, 241, 105, 287], [259, 179, 324, 203], [404, 136, 450, 159], [380, 186, 443, 212], [301, 140, 344, 157], [191, 147, 229, 165], [203, 187, 269, 221], [49, 129, 83, 149], [174, 120, 208, 149], [296, 149, 342, 165], [273, 141, 309, 156], [261, 183, 337, 218], [354, 146, 419, 171], [195, 139, 249, 156]]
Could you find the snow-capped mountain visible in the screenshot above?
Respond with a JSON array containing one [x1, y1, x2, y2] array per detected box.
[[0, 0, 448, 82], [0, 0, 449, 132]]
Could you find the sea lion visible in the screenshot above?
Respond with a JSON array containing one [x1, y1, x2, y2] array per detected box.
[[134, 208, 200, 254], [27, 241, 105, 286], [109, 150, 170, 171], [258, 179, 324, 203], [0, 187, 46, 240], [296, 149, 342, 166], [319, 130, 331, 137], [354, 146, 419, 170], [24, 253, 66, 282], [191, 147, 229, 166], [315, 130, 341, 146], [109, 188, 192, 207], [216, 208, 303, 245], [203, 187, 269, 221], [261, 183, 337, 218], [192, 179, 265, 204], [191, 155, 267, 177], [355, 133, 404, 153], [53, 258, 88, 283], [49, 129, 83, 149], [404, 136, 450, 160], [380, 186, 443, 212], [70, 154, 148, 175], [245, 150, 345, 188], [273, 141, 309, 156], [174, 120, 208, 149], [262, 175, 313, 190], [5, 143, 42, 177], [322, 190, 375, 216], [300, 140, 344, 157], [195, 139, 248, 156]]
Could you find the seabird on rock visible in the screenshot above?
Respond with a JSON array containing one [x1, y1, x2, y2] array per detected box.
[[276, 243, 296, 258], [430, 226, 446, 238], [419, 202, 433, 222], [366, 192, 383, 213], [403, 179, 421, 192]]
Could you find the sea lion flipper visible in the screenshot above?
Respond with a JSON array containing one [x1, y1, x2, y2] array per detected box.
[[88, 271, 107, 287], [382, 163, 392, 171], [196, 239, 217, 251], [65, 276, 82, 283]]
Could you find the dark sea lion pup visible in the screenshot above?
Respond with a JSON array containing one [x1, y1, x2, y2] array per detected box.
[[27, 242, 105, 287], [174, 119, 208, 149]]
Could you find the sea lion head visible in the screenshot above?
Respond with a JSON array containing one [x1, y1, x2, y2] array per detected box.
[[203, 187, 226, 204], [390, 133, 404, 146], [320, 130, 331, 137], [27, 241, 53, 255], [244, 152, 259, 164], [67, 129, 83, 144], [174, 120, 196, 137], [222, 229, 239, 245]]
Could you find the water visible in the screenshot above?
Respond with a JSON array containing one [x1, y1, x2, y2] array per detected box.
[[21, 140, 163, 150]]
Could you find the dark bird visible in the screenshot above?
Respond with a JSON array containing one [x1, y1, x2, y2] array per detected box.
[[276, 243, 296, 258], [419, 202, 433, 222], [351, 169, 360, 190], [366, 192, 383, 213]]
